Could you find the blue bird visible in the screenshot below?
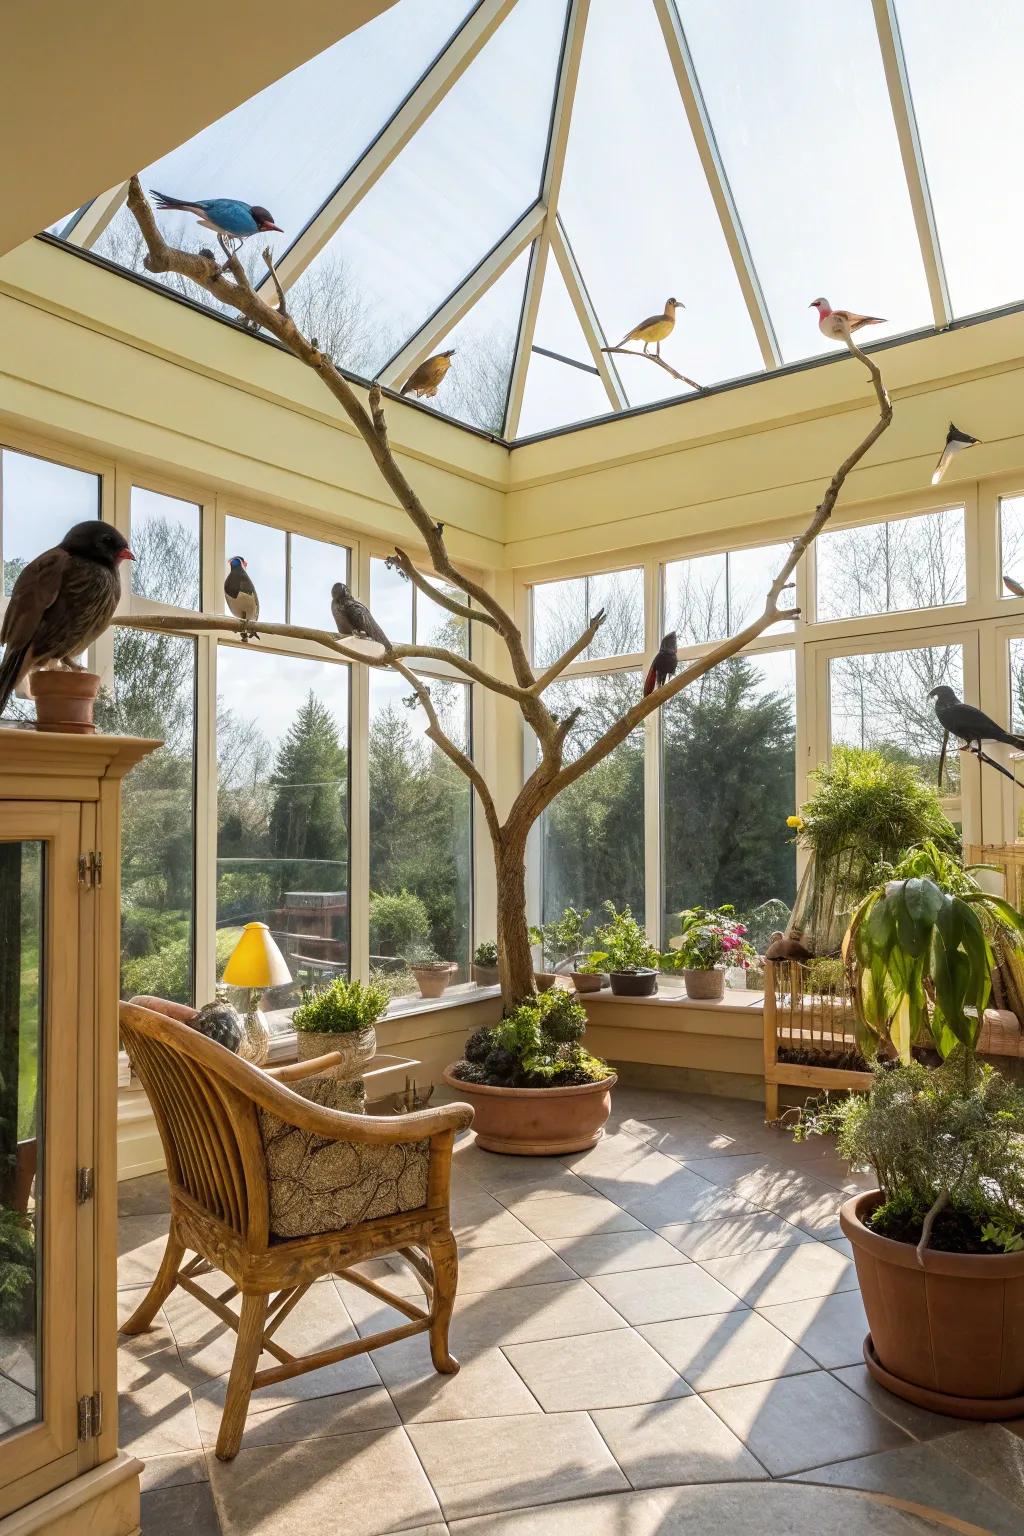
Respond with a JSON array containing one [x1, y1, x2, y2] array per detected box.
[[150, 191, 282, 241]]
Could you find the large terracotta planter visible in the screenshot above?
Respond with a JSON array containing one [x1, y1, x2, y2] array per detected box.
[[297, 1025, 376, 1078], [472, 964, 499, 988], [30, 668, 101, 733], [683, 968, 725, 1001], [841, 1191, 1024, 1419], [442, 1068, 617, 1154]]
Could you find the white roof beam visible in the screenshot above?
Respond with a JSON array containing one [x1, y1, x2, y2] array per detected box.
[[64, 183, 129, 248], [504, 0, 591, 437], [653, 0, 782, 371], [378, 203, 545, 389], [551, 217, 627, 410], [262, 0, 520, 296], [870, 0, 952, 329]]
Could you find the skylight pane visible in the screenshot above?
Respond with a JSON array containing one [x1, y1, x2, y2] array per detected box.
[[680, 0, 933, 361], [291, 0, 569, 380], [557, 0, 764, 405], [518, 258, 613, 435], [895, 0, 1024, 316]]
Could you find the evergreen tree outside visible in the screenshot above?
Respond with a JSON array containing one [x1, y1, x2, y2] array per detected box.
[[268, 691, 348, 866]]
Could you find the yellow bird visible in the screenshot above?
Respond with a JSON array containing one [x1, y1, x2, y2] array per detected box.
[[616, 297, 683, 357], [401, 349, 456, 399]]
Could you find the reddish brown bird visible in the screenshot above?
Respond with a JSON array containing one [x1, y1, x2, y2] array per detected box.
[[643, 631, 678, 697], [401, 350, 455, 399], [0, 522, 135, 714]]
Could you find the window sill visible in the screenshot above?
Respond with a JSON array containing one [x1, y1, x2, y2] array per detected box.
[[583, 987, 766, 1013], [263, 983, 502, 1062]]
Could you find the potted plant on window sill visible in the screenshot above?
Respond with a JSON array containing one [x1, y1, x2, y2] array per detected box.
[[530, 906, 590, 991], [792, 872, 1024, 1419], [583, 903, 659, 997], [407, 942, 456, 1000], [663, 906, 756, 1001], [292, 976, 389, 1076], [444, 989, 615, 1154], [472, 941, 499, 989]]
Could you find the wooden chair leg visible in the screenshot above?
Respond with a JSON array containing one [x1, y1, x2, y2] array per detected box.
[[427, 1232, 459, 1376], [120, 1224, 185, 1335], [764, 1081, 780, 1123], [216, 1292, 269, 1462]]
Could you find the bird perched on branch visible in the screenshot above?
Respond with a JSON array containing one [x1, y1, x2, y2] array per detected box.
[[0, 522, 135, 715], [643, 631, 678, 697], [401, 351, 455, 399], [1005, 575, 1024, 599], [929, 686, 1024, 755], [931, 422, 980, 485], [150, 191, 282, 242], [614, 298, 683, 358], [331, 583, 390, 648], [809, 298, 884, 342], [224, 556, 259, 640]]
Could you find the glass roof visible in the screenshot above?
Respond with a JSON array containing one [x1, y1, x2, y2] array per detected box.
[[44, 0, 1024, 441]]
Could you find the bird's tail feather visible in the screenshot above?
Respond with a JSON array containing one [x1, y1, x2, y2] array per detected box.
[[150, 189, 193, 211], [643, 661, 657, 697], [0, 645, 28, 717]]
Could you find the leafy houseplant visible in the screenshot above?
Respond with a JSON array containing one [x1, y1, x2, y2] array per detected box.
[[406, 940, 456, 1000], [663, 906, 756, 1001], [472, 940, 499, 988], [583, 902, 659, 997], [292, 975, 389, 1071]]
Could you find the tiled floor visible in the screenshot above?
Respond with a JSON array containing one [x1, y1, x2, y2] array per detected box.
[[118, 1084, 1024, 1535]]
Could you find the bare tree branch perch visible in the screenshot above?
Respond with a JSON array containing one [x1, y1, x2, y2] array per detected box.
[[600, 345, 702, 391]]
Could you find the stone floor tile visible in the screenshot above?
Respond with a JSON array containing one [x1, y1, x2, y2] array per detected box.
[[824, 1236, 855, 1259], [704, 1370, 911, 1477], [139, 1450, 209, 1492], [140, 1480, 221, 1536], [450, 1188, 537, 1249], [758, 1289, 868, 1369], [119, 1354, 203, 1459], [700, 1241, 857, 1308], [0, 1377, 35, 1435], [831, 1365, 966, 1441], [453, 1144, 584, 1200], [503, 1327, 690, 1411], [506, 1191, 643, 1239], [118, 1170, 172, 1217], [548, 1229, 690, 1277], [116, 1212, 171, 1289], [452, 1279, 629, 1347], [381, 1241, 574, 1296], [117, 1288, 176, 1366], [604, 1088, 702, 1124], [628, 1119, 768, 1162], [208, 1428, 442, 1536], [658, 1211, 812, 1261], [589, 1264, 746, 1325], [194, 1382, 398, 1450], [592, 1394, 767, 1488], [639, 1309, 816, 1391], [407, 1412, 627, 1521], [589, 1174, 764, 1230], [379, 1345, 542, 1422], [926, 1425, 1024, 1513]]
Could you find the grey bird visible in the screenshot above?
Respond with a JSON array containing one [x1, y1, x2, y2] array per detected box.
[[224, 555, 259, 640], [331, 582, 390, 648], [932, 422, 980, 485], [928, 686, 1024, 753], [0, 522, 134, 714]]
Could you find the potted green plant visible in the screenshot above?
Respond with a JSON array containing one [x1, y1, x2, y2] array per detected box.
[[444, 989, 616, 1154], [663, 906, 756, 1001], [529, 906, 590, 989], [407, 940, 456, 999], [584, 903, 659, 997], [472, 940, 499, 988], [571, 955, 606, 994], [291, 975, 389, 1074], [792, 873, 1024, 1418]]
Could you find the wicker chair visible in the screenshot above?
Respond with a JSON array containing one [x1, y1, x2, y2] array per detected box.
[[118, 999, 473, 1460]]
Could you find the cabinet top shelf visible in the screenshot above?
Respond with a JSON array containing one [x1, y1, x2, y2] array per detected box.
[[0, 729, 160, 793]]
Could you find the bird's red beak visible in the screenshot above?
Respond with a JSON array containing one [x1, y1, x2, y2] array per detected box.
[[262, 222, 283, 233], [118, 548, 136, 562]]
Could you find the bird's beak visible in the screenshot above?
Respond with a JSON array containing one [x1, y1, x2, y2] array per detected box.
[[118, 548, 136, 563], [264, 223, 283, 233]]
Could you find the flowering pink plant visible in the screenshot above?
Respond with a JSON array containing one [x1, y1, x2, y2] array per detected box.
[[663, 905, 757, 972]]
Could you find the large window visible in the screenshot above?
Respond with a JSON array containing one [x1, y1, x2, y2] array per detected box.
[[370, 556, 469, 655], [816, 507, 966, 621], [1001, 495, 1024, 599], [532, 568, 644, 669], [1, 449, 99, 598], [216, 648, 350, 1024], [664, 542, 791, 645], [130, 487, 201, 609], [223, 516, 350, 630], [829, 642, 963, 791]]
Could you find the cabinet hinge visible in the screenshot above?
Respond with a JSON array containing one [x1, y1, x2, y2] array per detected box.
[[77, 1166, 94, 1204], [77, 851, 102, 888], [77, 1392, 102, 1441]]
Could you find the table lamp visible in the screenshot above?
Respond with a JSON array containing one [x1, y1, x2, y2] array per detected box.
[[222, 922, 292, 1066]]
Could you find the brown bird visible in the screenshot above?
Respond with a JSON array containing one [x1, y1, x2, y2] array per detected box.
[[401, 350, 455, 399], [643, 631, 678, 696], [1005, 575, 1024, 599], [0, 522, 134, 714], [764, 932, 813, 963], [809, 298, 885, 341], [616, 297, 683, 357]]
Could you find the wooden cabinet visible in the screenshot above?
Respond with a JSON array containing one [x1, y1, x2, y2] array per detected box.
[[0, 732, 156, 1536]]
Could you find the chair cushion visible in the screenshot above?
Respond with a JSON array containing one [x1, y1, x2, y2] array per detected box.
[[257, 1072, 428, 1240]]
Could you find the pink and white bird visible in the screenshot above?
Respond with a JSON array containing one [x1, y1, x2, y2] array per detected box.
[[810, 298, 885, 342]]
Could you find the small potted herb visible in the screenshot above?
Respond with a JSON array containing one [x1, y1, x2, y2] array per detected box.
[[292, 976, 389, 1073], [472, 941, 499, 988], [584, 903, 659, 997], [407, 940, 456, 999], [570, 955, 606, 994], [663, 906, 755, 1000], [529, 906, 590, 989]]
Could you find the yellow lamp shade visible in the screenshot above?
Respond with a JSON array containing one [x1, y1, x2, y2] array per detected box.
[[222, 923, 292, 990]]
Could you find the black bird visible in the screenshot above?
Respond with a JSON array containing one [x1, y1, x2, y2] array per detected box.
[[643, 631, 678, 697], [1005, 575, 1024, 599], [929, 686, 1024, 754], [932, 423, 980, 485], [0, 522, 134, 714], [224, 556, 259, 640], [331, 582, 390, 648]]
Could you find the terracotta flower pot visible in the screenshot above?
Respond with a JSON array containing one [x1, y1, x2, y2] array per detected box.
[[609, 968, 657, 997], [442, 1067, 617, 1155], [683, 968, 725, 1001], [472, 964, 499, 988], [841, 1190, 1024, 1419], [411, 964, 455, 999], [30, 668, 101, 734], [571, 971, 604, 994], [534, 971, 557, 992], [297, 1025, 376, 1078]]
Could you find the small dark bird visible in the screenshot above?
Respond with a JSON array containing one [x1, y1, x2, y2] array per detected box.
[[331, 582, 390, 648], [434, 521, 445, 538], [932, 422, 980, 485], [150, 192, 282, 240], [929, 686, 1024, 754], [765, 932, 813, 963], [643, 631, 678, 697], [1005, 575, 1024, 598], [401, 351, 455, 399], [0, 522, 135, 714], [224, 556, 259, 640]]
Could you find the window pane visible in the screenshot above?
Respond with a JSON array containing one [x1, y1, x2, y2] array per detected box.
[[727, 542, 792, 636], [414, 247, 529, 433], [130, 487, 201, 609], [816, 508, 966, 621], [217, 649, 350, 1025], [1010, 638, 1024, 735], [664, 553, 727, 646], [829, 642, 963, 791], [518, 255, 617, 436], [370, 557, 413, 645], [662, 652, 796, 944], [541, 671, 644, 926], [531, 568, 643, 668], [224, 517, 286, 624], [369, 672, 472, 1000], [1001, 496, 1024, 600], [99, 632, 197, 1006], [682, 0, 932, 362], [2, 449, 99, 595], [289, 533, 349, 629], [416, 580, 468, 657]]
